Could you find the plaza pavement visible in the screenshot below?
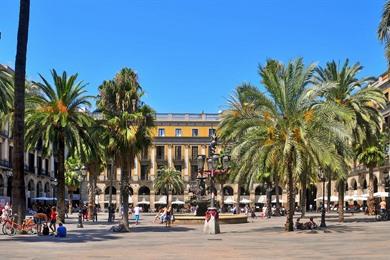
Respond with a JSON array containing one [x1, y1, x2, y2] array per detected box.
[[0, 212, 389, 260]]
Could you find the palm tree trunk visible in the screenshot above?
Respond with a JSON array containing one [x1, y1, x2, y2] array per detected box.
[[68, 191, 73, 215], [285, 154, 295, 232], [120, 157, 130, 231], [338, 179, 345, 222], [300, 171, 307, 218], [56, 134, 66, 223], [367, 166, 375, 215], [88, 171, 96, 220], [11, 0, 30, 225], [275, 177, 281, 216], [220, 182, 224, 212], [327, 170, 331, 212]]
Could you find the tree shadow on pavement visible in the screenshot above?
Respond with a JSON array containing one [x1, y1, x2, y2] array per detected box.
[[0, 228, 121, 244], [132, 226, 196, 233]]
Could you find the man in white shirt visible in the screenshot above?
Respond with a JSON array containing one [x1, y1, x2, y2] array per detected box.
[[134, 205, 142, 225]]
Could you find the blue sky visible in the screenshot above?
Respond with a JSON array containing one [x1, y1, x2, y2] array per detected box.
[[0, 0, 387, 113]]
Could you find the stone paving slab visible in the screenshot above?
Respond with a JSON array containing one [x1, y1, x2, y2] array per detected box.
[[0, 213, 389, 259]]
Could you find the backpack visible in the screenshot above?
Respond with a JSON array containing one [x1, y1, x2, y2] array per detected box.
[[42, 225, 50, 235]]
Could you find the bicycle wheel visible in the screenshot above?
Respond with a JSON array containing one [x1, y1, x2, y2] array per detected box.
[[3, 223, 16, 236]]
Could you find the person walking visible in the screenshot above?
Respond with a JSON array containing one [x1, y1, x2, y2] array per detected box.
[[93, 206, 98, 222], [49, 207, 57, 234], [134, 205, 141, 225]]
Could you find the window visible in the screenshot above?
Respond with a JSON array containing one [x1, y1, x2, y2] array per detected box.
[[37, 156, 42, 175], [8, 146, 13, 167], [45, 159, 49, 175], [140, 165, 148, 180], [175, 128, 182, 137], [209, 128, 216, 137], [175, 165, 182, 172], [192, 129, 198, 137], [174, 146, 182, 160], [158, 128, 165, 137], [191, 165, 198, 180], [191, 146, 198, 160], [28, 153, 34, 172], [156, 146, 165, 160]]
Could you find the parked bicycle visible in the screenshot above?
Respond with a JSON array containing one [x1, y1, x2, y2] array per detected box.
[[2, 215, 37, 236], [376, 210, 389, 221]]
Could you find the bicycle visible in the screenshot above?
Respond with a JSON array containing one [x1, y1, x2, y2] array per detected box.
[[2, 215, 37, 236], [376, 210, 389, 221]]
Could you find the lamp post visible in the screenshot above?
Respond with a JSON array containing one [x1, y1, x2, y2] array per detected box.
[[318, 168, 326, 228], [50, 178, 58, 205], [108, 157, 114, 223], [77, 166, 87, 228], [197, 135, 230, 235]]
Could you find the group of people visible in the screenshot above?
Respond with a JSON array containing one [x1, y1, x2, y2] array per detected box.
[[295, 217, 318, 230], [154, 207, 174, 227], [32, 206, 66, 237]]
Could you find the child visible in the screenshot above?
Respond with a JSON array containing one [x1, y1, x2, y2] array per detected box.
[[55, 223, 67, 238], [42, 223, 50, 236], [49, 207, 57, 233]]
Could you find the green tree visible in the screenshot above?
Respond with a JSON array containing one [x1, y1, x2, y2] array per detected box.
[[25, 70, 94, 223], [313, 59, 386, 221], [97, 68, 155, 231], [378, 1, 390, 63], [357, 139, 386, 215], [65, 157, 81, 214], [154, 167, 184, 209], [11, 0, 30, 224], [219, 58, 349, 231]]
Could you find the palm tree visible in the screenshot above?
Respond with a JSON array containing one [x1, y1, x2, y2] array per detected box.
[[0, 65, 13, 117], [65, 159, 81, 215], [154, 167, 184, 209], [97, 68, 155, 231], [313, 59, 386, 221], [12, 0, 30, 224], [219, 58, 349, 231], [378, 1, 390, 63], [25, 70, 94, 223], [357, 140, 386, 215]]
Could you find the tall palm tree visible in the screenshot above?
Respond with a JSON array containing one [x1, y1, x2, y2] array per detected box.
[[313, 59, 386, 221], [12, 0, 30, 224], [154, 167, 184, 209], [219, 58, 349, 231], [25, 70, 94, 223], [356, 140, 386, 215], [97, 68, 155, 231], [378, 0, 390, 63]]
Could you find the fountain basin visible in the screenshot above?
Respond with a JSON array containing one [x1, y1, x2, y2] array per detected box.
[[174, 214, 248, 225]]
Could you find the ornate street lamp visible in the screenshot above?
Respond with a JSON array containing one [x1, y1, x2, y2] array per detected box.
[[198, 135, 230, 235], [318, 167, 326, 228]]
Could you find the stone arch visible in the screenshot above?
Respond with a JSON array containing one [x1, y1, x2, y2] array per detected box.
[[350, 178, 358, 190], [27, 179, 35, 195], [138, 186, 150, 195], [255, 185, 266, 195], [223, 185, 234, 196], [36, 181, 43, 197], [362, 178, 368, 190], [272, 186, 283, 195], [44, 182, 50, 194], [239, 186, 249, 195], [104, 186, 117, 195], [374, 176, 378, 193]]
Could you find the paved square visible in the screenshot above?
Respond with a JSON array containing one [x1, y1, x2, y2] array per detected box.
[[1, 213, 389, 259]]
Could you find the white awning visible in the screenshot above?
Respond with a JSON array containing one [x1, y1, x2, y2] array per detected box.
[[31, 197, 56, 201], [272, 198, 284, 203], [137, 199, 150, 205], [315, 196, 338, 202], [154, 196, 167, 205], [171, 199, 185, 205], [239, 198, 252, 204], [374, 192, 389, 198], [256, 195, 266, 203], [224, 196, 237, 204]]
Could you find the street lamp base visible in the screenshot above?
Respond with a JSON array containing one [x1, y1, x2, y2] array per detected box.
[[204, 207, 220, 234]]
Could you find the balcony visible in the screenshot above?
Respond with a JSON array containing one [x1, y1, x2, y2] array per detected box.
[[173, 155, 184, 165], [0, 130, 9, 138], [156, 155, 168, 165], [0, 159, 11, 169]]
